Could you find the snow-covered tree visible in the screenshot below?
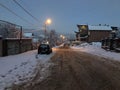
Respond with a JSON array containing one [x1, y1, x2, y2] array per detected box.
[[48, 30, 58, 46]]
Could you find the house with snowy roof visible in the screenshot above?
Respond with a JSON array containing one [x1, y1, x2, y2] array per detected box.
[[76, 24, 113, 42]]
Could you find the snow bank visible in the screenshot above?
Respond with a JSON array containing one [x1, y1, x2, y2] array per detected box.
[[71, 42, 120, 61], [0, 50, 54, 90]]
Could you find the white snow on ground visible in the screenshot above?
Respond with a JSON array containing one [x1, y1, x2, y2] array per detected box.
[[71, 42, 120, 61], [0, 50, 54, 90], [0, 42, 120, 89]]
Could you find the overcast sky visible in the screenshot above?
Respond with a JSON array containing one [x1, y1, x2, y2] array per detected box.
[[0, 0, 120, 33]]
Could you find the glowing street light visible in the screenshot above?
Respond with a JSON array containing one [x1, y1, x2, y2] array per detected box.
[[60, 34, 65, 43], [60, 35, 63, 38], [45, 18, 52, 25], [62, 36, 65, 39], [44, 18, 52, 41], [60, 35, 65, 39]]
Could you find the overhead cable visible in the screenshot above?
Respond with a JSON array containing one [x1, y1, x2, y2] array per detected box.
[[13, 0, 39, 22], [0, 2, 34, 25]]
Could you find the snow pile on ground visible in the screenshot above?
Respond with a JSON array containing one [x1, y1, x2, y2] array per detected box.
[[71, 42, 120, 61], [0, 50, 54, 90]]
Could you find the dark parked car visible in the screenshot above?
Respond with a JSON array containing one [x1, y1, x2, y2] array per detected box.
[[38, 44, 52, 54]]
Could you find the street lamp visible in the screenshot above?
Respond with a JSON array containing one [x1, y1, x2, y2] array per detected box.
[[45, 18, 52, 25], [60, 35, 65, 43], [44, 18, 52, 41]]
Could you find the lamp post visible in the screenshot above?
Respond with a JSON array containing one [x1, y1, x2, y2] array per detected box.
[[60, 35, 65, 43], [44, 18, 52, 41]]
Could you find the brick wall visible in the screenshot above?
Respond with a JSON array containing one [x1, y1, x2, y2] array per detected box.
[[88, 30, 111, 42]]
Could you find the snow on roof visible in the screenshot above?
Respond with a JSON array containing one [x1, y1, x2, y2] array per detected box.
[[5, 38, 32, 40], [23, 33, 33, 37], [39, 34, 45, 38], [88, 25, 112, 30]]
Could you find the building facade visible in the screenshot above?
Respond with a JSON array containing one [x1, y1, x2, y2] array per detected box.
[[76, 24, 112, 42]]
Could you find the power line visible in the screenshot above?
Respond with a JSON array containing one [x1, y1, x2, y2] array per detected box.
[[0, 2, 34, 25], [13, 0, 40, 22]]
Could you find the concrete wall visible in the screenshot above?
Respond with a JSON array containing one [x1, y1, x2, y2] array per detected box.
[[88, 30, 111, 42], [0, 37, 2, 56], [3, 38, 32, 56], [20, 39, 32, 53]]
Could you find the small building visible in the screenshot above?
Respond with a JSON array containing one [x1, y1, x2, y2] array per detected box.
[[76, 24, 112, 42]]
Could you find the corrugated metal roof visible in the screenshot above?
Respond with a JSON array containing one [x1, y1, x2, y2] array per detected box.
[[88, 25, 112, 30]]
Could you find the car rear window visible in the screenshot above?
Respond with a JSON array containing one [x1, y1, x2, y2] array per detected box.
[[40, 44, 48, 48]]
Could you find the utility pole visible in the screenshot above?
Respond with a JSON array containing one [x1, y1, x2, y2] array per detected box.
[[44, 18, 52, 42], [19, 26, 22, 53], [44, 23, 47, 41]]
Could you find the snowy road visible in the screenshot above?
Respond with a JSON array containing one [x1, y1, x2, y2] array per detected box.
[[11, 47, 120, 90]]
